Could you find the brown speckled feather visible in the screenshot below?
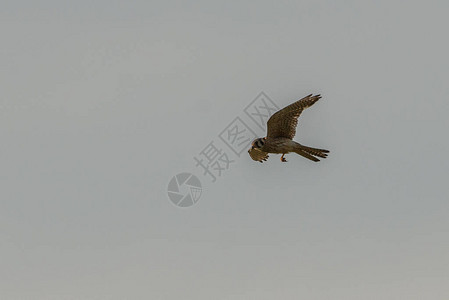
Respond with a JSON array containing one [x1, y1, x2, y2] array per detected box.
[[248, 148, 269, 163], [266, 94, 321, 140]]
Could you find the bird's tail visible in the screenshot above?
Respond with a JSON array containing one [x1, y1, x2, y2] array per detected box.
[[293, 143, 329, 162]]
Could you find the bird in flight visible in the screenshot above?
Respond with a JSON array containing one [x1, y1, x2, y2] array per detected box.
[[248, 94, 329, 163]]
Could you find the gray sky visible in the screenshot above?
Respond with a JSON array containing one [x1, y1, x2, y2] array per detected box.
[[1, 1, 448, 299]]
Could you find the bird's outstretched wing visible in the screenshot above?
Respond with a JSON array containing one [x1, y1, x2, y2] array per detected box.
[[266, 94, 321, 140], [248, 148, 269, 163]]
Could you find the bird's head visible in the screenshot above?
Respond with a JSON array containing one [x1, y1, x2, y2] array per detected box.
[[250, 137, 266, 150]]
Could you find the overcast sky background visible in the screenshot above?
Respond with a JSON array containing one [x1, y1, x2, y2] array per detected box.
[[1, 1, 448, 299]]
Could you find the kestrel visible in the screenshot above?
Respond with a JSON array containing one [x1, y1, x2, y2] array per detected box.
[[248, 94, 329, 163]]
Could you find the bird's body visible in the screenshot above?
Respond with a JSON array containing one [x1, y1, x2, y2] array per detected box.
[[248, 94, 329, 163], [260, 137, 296, 154]]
